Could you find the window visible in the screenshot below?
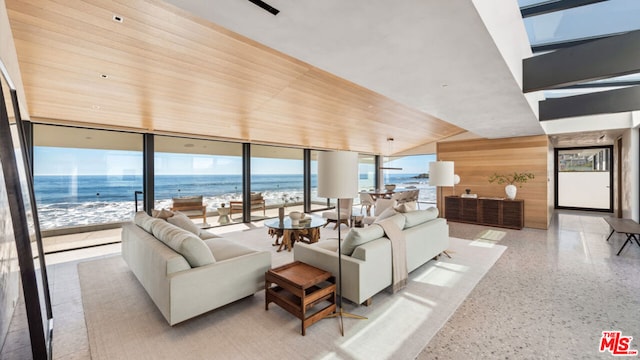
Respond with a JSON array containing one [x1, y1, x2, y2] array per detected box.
[[33, 125, 143, 235], [154, 136, 242, 226], [251, 145, 303, 217]]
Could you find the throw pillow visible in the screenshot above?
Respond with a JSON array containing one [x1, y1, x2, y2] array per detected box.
[[151, 220, 215, 267], [374, 206, 397, 222], [167, 211, 201, 236], [341, 224, 385, 256], [394, 202, 416, 213], [403, 207, 439, 228], [152, 208, 174, 220], [134, 211, 155, 233], [377, 213, 407, 231]]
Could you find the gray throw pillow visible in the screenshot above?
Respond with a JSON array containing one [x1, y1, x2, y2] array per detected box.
[[341, 224, 385, 256], [403, 207, 439, 228], [374, 206, 398, 223]]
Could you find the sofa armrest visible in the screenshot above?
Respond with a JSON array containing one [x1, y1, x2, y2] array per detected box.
[[168, 250, 271, 325], [294, 239, 392, 305]]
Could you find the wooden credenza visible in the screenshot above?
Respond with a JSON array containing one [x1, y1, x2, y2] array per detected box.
[[444, 196, 524, 229]]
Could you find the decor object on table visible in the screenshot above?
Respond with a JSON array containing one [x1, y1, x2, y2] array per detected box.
[[278, 207, 285, 221], [488, 172, 535, 200], [317, 150, 366, 336], [465, 188, 471, 194], [384, 184, 396, 192], [289, 211, 303, 226]]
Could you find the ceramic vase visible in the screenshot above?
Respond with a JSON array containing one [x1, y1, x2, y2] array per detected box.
[[505, 184, 517, 200], [289, 211, 302, 226]]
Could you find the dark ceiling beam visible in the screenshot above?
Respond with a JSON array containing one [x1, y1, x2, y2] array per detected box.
[[539, 85, 640, 121], [521, 0, 607, 18], [531, 32, 623, 53], [523, 29, 640, 92], [560, 80, 640, 89]]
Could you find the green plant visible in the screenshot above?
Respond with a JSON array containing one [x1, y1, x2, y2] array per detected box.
[[488, 172, 535, 187]]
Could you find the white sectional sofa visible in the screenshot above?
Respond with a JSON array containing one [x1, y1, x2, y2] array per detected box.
[[294, 208, 448, 305], [122, 211, 271, 325]]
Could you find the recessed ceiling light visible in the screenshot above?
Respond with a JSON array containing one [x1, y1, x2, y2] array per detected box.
[[91, 105, 101, 110], [113, 15, 123, 23], [184, 144, 194, 148], [100, 74, 108, 79], [598, 134, 606, 140]]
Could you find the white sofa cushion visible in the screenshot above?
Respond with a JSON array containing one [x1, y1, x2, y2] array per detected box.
[[204, 238, 257, 261], [402, 208, 439, 228], [151, 220, 215, 267], [341, 224, 385, 256], [168, 211, 201, 235], [134, 211, 159, 233], [377, 213, 407, 231]]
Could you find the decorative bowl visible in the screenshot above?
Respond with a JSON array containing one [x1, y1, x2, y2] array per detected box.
[[384, 184, 396, 192]]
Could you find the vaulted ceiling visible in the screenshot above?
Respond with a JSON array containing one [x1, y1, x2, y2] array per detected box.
[[4, 0, 545, 155]]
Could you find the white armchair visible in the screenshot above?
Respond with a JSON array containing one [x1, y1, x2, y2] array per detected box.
[[358, 192, 375, 216], [322, 198, 353, 229]]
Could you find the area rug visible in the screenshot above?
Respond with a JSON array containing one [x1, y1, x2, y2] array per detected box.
[[78, 232, 506, 360]]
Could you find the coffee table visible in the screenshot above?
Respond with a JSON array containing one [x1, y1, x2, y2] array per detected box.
[[264, 215, 324, 252], [265, 261, 336, 335]]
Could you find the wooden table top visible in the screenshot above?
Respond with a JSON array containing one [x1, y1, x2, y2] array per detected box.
[[267, 261, 332, 289]]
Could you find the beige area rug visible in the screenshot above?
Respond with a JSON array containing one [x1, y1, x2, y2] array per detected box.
[[78, 227, 506, 360]]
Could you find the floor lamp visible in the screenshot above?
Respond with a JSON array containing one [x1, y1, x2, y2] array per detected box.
[[429, 161, 454, 258], [317, 151, 366, 336]]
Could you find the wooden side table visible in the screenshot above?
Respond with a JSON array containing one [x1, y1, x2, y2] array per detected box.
[[265, 261, 336, 335]]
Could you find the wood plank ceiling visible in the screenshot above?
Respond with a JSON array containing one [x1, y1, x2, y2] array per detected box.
[[5, 0, 465, 155]]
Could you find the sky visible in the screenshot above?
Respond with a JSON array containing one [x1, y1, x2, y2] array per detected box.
[[34, 147, 435, 176]]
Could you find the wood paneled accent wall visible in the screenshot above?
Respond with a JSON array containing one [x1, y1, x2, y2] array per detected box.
[[437, 135, 550, 229]]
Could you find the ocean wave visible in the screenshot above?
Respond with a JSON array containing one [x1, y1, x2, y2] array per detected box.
[[36, 185, 437, 230]]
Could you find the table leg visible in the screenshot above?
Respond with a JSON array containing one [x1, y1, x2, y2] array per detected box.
[[605, 229, 615, 241], [616, 234, 634, 256]]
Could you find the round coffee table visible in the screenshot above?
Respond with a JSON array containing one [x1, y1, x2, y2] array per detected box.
[[264, 215, 325, 252]]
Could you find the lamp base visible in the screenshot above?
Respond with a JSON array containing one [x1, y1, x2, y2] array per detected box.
[[326, 306, 367, 336]]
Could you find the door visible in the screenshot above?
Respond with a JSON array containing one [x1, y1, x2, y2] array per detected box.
[[555, 146, 613, 211]]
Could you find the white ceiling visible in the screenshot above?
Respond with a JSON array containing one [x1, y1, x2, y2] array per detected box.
[[164, 0, 545, 140]]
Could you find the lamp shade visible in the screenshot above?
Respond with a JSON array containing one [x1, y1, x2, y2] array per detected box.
[[317, 151, 359, 198], [429, 161, 455, 186]]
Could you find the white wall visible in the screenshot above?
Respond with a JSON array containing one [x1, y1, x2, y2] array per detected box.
[[621, 126, 639, 221]]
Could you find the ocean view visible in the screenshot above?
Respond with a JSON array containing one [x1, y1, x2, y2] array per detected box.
[[33, 174, 436, 229]]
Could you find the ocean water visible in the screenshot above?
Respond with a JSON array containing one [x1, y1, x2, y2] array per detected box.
[[33, 173, 436, 229]]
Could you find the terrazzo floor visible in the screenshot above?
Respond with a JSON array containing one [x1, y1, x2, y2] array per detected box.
[[1, 210, 639, 359]]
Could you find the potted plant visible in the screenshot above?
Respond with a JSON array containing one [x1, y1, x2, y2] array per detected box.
[[488, 172, 535, 200]]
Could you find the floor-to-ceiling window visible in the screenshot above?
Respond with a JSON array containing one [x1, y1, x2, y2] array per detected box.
[[154, 136, 243, 225], [251, 145, 303, 218], [310, 150, 330, 210], [381, 154, 437, 205], [33, 125, 143, 247]]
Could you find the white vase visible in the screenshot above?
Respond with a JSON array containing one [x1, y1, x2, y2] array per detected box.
[[289, 211, 302, 226], [505, 184, 517, 200]]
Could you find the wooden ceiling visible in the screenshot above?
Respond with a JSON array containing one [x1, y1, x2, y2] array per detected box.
[[5, 0, 465, 155]]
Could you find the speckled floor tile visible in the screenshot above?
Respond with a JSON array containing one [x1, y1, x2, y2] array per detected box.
[[420, 211, 640, 360]]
